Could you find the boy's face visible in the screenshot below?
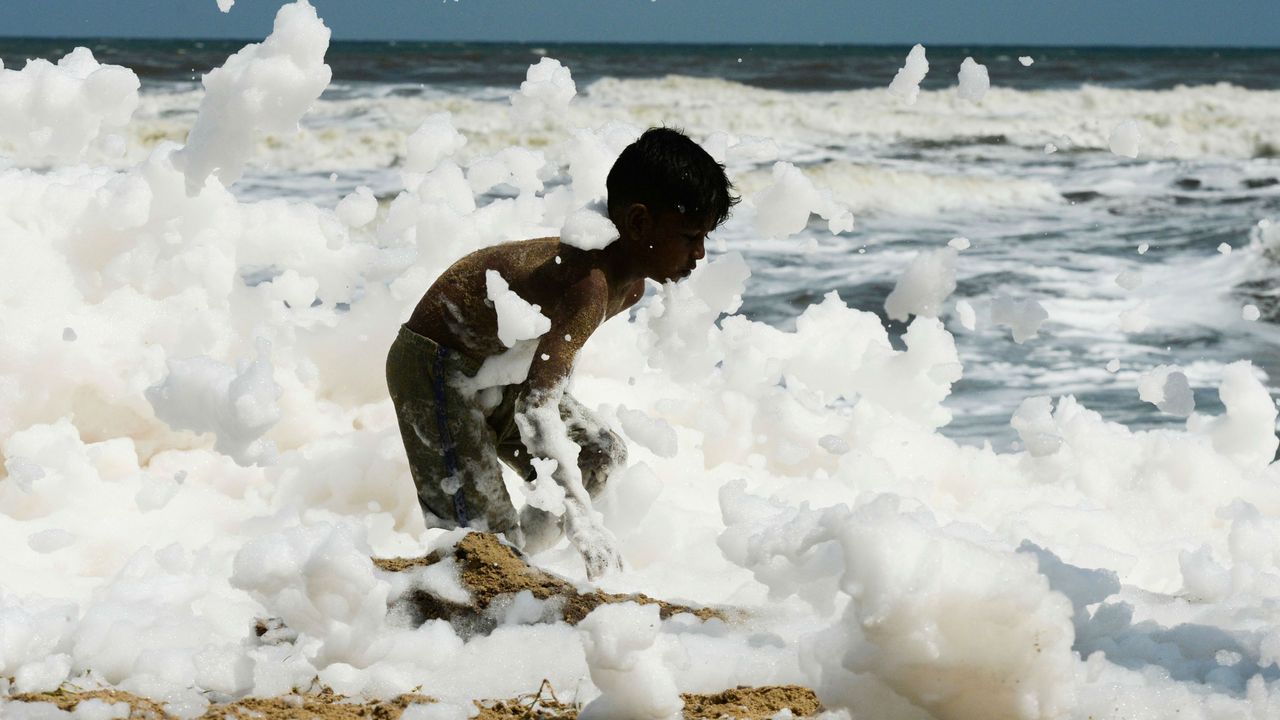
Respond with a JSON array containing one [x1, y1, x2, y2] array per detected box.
[[631, 205, 713, 283]]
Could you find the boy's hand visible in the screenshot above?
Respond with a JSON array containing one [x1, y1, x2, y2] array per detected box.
[[581, 533, 624, 580], [561, 499, 624, 580]]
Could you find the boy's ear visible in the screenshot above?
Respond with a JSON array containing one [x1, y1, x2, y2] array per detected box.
[[624, 203, 651, 237]]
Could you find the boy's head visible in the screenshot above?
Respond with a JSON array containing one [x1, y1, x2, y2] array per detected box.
[[606, 127, 738, 231]]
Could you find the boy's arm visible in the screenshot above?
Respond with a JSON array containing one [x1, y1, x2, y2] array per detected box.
[[524, 270, 607, 401], [514, 269, 622, 578]]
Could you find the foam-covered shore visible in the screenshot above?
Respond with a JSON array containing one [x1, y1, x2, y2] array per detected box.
[[4, 5, 1280, 719]]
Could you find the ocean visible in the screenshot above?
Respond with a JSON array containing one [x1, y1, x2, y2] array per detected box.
[[3, 39, 1277, 448]]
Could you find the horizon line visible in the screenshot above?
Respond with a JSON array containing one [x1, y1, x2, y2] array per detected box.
[[1, 35, 1278, 51]]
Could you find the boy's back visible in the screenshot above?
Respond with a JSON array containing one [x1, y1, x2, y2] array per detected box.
[[405, 237, 644, 365]]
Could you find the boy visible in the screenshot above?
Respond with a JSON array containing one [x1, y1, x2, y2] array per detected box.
[[386, 127, 737, 579]]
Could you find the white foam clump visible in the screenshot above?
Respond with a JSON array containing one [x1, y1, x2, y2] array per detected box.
[[1109, 119, 1141, 158], [719, 489, 1076, 720], [404, 113, 467, 180], [1137, 364, 1195, 417], [1011, 395, 1062, 456], [1218, 242, 1232, 254], [1019, 56, 1034, 66], [335, 186, 377, 228], [990, 295, 1048, 343], [1190, 361, 1280, 468], [73, 699, 131, 720], [0, 47, 140, 163], [557, 123, 641, 207], [560, 201, 618, 250], [217, 0, 235, 11], [947, 236, 970, 250], [578, 602, 683, 720], [467, 146, 546, 196], [954, 299, 976, 330], [230, 522, 397, 678], [956, 57, 990, 102], [1243, 304, 1260, 321], [1115, 270, 1142, 290], [1106, 358, 1120, 373], [14, 653, 72, 693], [616, 406, 678, 458], [636, 253, 963, 435], [751, 162, 853, 239], [485, 270, 551, 347], [172, 0, 332, 194], [145, 338, 281, 467], [510, 57, 576, 122], [888, 44, 929, 105], [884, 246, 958, 322]]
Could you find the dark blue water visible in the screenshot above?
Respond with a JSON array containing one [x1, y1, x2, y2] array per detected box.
[[2, 39, 1280, 91]]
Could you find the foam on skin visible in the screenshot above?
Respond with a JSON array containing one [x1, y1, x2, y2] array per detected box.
[[484, 270, 552, 348], [514, 381, 623, 578]]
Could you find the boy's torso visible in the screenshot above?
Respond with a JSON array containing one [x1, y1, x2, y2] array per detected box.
[[406, 237, 643, 363]]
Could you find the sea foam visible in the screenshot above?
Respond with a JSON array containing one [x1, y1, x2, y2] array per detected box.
[[2, 5, 1280, 719]]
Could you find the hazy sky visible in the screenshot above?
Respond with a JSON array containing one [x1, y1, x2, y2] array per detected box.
[[0, 0, 1277, 46]]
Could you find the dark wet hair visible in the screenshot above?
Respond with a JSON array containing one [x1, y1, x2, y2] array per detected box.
[[606, 127, 739, 228]]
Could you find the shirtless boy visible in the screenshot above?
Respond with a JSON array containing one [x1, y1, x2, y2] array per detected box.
[[386, 127, 736, 578]]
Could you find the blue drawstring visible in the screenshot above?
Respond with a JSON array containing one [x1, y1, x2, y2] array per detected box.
[[431, 345, 468, 526]]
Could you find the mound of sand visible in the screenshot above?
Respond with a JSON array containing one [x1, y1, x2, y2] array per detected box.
[[375, 531, 730, 632], [5, 533, 821, 719], [9, 682, 821, 719]]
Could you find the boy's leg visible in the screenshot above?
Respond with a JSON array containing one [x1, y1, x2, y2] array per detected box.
[[488, 386, 561, 553], [386, 326, 521, 541], [446, 394, 523, 541]]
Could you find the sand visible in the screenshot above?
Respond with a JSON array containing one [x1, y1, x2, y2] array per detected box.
[[10, 682, 821, 719], [6, 533, 821, 719], [374, 531, 730, 627]]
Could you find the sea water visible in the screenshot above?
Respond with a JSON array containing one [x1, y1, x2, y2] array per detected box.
[[5, 38, 1276, 447], [4, 12, 1280, 719]]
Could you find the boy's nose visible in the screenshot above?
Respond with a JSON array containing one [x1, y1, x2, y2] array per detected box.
[[691, 240, 705, 261]]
